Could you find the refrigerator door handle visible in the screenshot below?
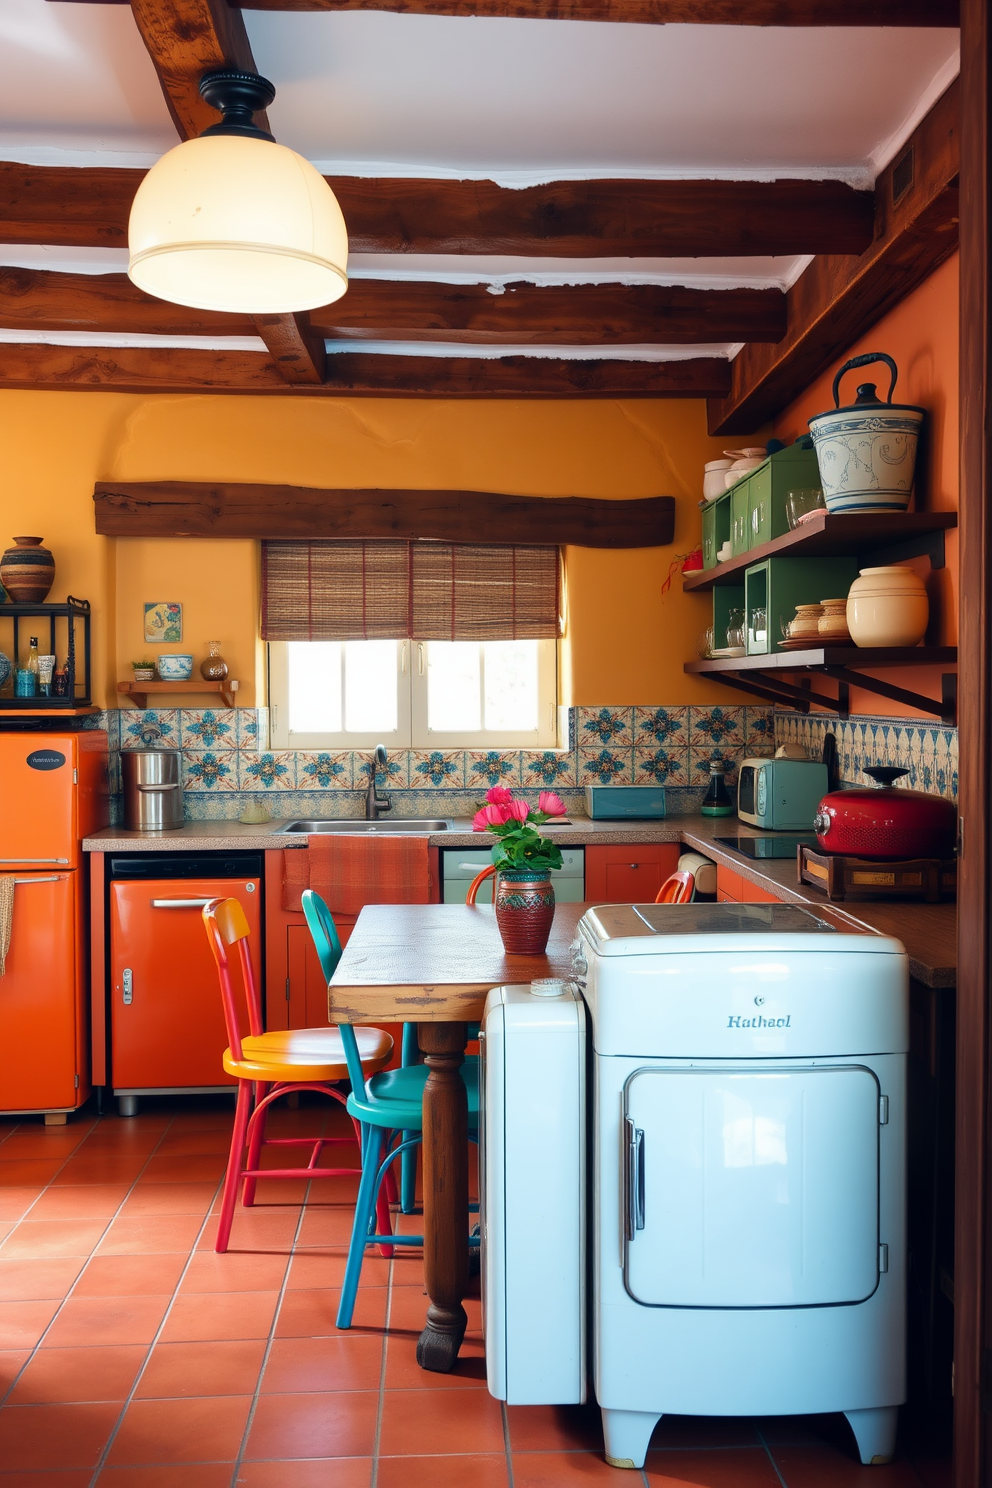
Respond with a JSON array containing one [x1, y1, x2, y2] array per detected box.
[[624, 1118, 646, 1240], [150, 899, 215, 909], [136, 782, 181, 792], [122, 968, 133, 1005], [0, 858, 69, 864], [12, 876, 62, 885]]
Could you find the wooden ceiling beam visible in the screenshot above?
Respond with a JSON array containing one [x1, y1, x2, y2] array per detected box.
[[707, 78, 960, 435], [252, 312, 327, 382], [54, 0, 962, 25], [0, 268, 786, 344], [0, 164, 873, 258], [0, 342, 730, 397]]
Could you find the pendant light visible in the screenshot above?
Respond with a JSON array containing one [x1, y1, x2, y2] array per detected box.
[[128, 70, 348, 315]]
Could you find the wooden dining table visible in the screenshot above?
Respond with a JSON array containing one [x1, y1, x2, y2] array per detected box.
[[328, 899, 587, 1372]]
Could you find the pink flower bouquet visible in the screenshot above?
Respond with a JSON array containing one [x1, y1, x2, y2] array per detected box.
[[471, 788, 567, 875]]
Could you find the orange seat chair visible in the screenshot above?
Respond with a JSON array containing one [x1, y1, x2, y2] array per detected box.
[[202, 896, 395, 1253], [654, 869, 696, 904]]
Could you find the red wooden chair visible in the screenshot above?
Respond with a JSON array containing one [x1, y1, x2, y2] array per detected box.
[[654, 869, 696, 904]]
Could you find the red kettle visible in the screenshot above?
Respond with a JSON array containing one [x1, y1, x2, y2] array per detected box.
[[813, 767, 956, 861]]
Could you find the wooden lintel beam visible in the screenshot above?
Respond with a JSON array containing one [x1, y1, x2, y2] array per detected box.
[[707, 78, 960, 435], [92, 482, 676, 547], [0, 268, 786, 345], [55, 0, 962, 23], [0, 343, 730, 398], [128, 0, 268, 139], [0, 165, 873, 259], [252, 312, 327, 383]]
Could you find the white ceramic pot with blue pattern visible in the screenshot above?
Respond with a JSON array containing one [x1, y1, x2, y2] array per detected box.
[[808, 352, 925, 514]]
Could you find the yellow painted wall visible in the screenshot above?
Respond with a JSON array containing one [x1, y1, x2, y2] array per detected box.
[[0, 389, 746, 709]]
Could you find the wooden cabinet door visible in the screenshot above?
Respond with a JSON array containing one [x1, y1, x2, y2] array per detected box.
[[585, 844, 680, 903]]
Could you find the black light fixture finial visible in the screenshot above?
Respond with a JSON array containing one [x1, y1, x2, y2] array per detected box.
[[198, 70, 276, 142]]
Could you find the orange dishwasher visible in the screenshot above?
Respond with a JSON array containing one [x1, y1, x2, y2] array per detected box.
[[107, 852, 262, 1116]]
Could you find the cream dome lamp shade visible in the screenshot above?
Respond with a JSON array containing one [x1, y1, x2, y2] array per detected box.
[[128, 70, 348, 315]]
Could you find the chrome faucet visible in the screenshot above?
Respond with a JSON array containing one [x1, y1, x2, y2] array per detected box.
[[365, 744, 392, 820]]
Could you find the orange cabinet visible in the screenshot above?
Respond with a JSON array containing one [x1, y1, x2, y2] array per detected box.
[[585, 843, 680, 903], [716, 865, 743, 902], [109, 877, 261, 1091], [741, 881, 782, 904], [0, 872, 83, 1113]]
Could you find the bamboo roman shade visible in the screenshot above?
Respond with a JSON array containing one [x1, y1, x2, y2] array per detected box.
[[261, 541, 561, 641]]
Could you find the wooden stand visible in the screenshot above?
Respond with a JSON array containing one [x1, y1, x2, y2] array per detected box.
[[798, 844, 957, 903], [118, 680, 239, 709]]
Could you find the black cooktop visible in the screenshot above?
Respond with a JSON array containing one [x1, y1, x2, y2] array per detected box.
[[715, 834, 819, 860]]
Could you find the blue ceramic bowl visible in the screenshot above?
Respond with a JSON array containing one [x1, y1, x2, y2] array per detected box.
[[156, 654, 193, 681]]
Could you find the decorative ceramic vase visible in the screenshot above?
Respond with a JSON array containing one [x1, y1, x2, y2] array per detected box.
[[789, 603, 824, 641], [157, 653, 194, 681], [200, 641, 229, 680], [808, 352, 924, 513], [846, 565, 929, 648], [0, 536, 55, 603], [494, 870, 555, 955], [817, 598, 852, 643]]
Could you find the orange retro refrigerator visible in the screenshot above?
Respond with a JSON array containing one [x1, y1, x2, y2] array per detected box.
[[0, 732, 109, 1117]]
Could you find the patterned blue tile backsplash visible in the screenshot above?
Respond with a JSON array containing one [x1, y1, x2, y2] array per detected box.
[[94, 702, 956, 820]]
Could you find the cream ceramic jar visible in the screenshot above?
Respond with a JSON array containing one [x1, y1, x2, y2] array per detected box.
[[846, 565, 929, 648]]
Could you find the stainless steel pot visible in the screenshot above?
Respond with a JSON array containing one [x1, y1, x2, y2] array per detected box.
[[122, 748, 184, 831]]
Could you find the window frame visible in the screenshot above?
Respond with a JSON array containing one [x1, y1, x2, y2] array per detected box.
[[268, 638, 559, 751]]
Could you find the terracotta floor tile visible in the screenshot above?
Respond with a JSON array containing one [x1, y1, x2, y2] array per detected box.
[[97, 1467, 235, 1488], [197, 1211, 300, 1252], [28, 1185, 132, 1221], [9, 1344, 147, 1404], [379, 1386, 505, 1457], [273, 1286, 386, 1338], [159, 1290, 280, 1343], [153, 1131, 234, 1157], [0, 1348, 30, 1392], [51, 1160, 147, 1187], [105, 1394, 252, 1466], [512, 1452, 637, 1486], [0, 1160, 65, 1188], [240, 1177, 310, 1206], [96, 1214, 206, 1255], [0, 1401, 121, 1470], [378, 1455, 509, 1488], [260, 1334, 384, 1393], [384, 1330, 486, 1390], [233, 1459, 372, 1488], [141, 1156, 227, 1185], [244, 1389, 378, 1460], [121, 1184, 218, 1217], [135, 1340, 267, 1399], [0, 1298, 62, 1349], [0, 1133, 89, 1160], [0, 1189, 43, 1222], [294, 1207, 358, 1247], [285, 1248, 389, 1291], [767, 1448, 924, 1486], [179, 1250, 289, 1294], [0, 1473, 93, 1488], [42, 1295, 169, 1348], [643, 1447, 785, 1486], [72, 1254, 188, 1299], [649, 1415, 762, 1449], [505, 1405, 603, 1454], [0, 1257, 83, 1301], [0, 1219, 107, 1259]]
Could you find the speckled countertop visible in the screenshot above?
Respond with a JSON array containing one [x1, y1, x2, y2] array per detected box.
[[82, 814, 956, 988]]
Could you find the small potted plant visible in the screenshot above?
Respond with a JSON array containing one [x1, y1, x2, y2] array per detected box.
[[472, 787, 567, 954], [131, 659, 156, 682]]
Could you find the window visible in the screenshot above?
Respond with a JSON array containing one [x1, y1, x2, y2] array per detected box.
[[269, 638, 557, 749]]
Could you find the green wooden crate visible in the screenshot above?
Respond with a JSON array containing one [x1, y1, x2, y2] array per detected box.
[[730, 479, 751, 557], [702, 494, 731, 570], [747, 441, 823, 548], [743, 555, 860, 655]]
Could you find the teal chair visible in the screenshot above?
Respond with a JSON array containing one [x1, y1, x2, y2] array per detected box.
[[301, 889, 479, 1329]]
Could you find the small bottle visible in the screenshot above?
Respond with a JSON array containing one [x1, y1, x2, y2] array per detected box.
[[26, 636, 39, 678], [52, 659, 70, 698], [200, 641, 229, 681], [15, 635, 39, 698], [700, 762, 734, 817]]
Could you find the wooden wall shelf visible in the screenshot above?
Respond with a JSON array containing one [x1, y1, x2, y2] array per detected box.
[[684, 511, 957, 592], [118, 680, 240, 710], [685, 647, 958, 724]]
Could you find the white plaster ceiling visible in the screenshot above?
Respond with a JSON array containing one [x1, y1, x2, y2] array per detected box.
[[0, 0, 960, 361]]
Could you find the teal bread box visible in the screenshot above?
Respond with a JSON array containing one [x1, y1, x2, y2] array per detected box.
[[584, 786, 667, 820]]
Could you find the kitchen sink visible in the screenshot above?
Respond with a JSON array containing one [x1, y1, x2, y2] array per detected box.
[[275, 818, 454, 833]]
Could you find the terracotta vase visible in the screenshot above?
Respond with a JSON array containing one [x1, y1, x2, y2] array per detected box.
[[817, 597, 852, 643], [494, 870, 556, 955], [0, 536, 55, 603]]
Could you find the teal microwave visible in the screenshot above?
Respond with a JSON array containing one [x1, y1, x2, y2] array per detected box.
[[736, 758, 827, 830]]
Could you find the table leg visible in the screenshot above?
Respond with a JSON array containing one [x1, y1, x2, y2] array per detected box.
[[416, 1020, 468, 1372]]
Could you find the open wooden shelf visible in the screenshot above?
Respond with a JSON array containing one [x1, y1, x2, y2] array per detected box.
[[685, 647, 958, 723], [685, 511, 958, 591], [118, 680, 240, 709]]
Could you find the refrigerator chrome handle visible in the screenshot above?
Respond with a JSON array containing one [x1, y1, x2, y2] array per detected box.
[[624, 1119, 646, 1240], [150, 898, 215, 909], [0, 857, 69, 864], [136, 782, 180, 792], [12, 876, 61, 885], [122, 969, 133, 1005]]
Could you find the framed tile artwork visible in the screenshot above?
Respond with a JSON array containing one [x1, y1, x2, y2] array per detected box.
[[144, 601, 183, 644]]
